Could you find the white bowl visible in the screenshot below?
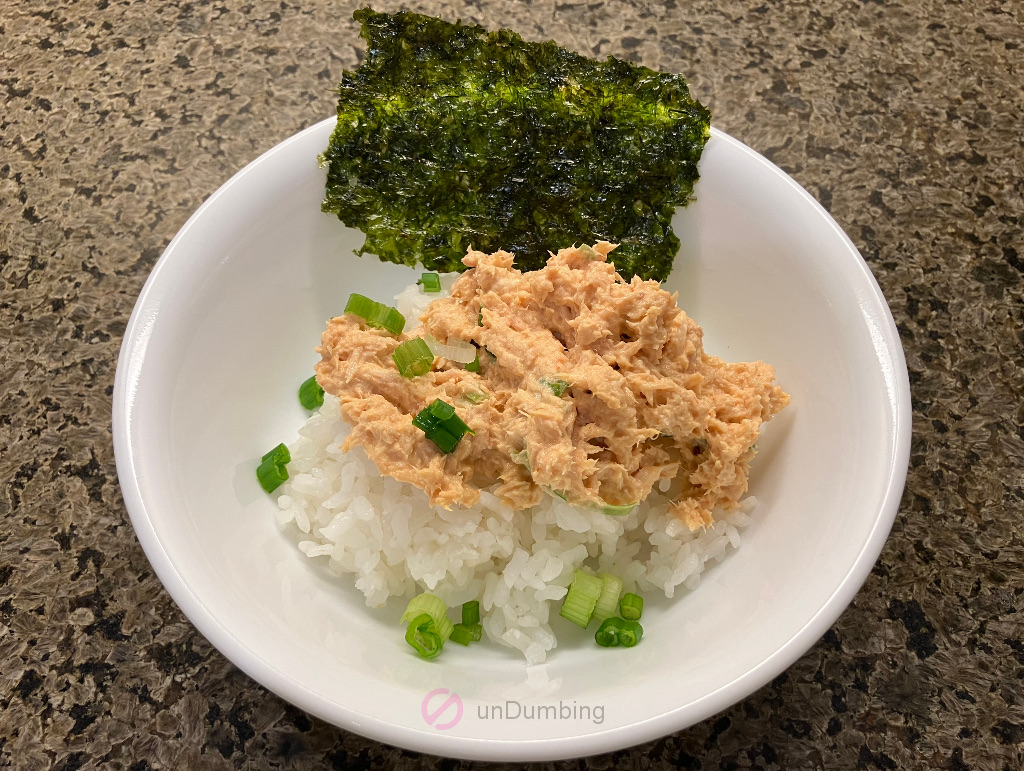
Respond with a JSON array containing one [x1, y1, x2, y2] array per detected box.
[[113, 118, 910, 761]]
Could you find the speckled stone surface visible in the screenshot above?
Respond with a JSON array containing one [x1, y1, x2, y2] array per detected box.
[[1, 0, 1022, 768]]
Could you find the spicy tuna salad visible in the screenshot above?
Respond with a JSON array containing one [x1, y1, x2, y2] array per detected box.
[[316, 242, 789, 530], [263, 243, 789, 664]]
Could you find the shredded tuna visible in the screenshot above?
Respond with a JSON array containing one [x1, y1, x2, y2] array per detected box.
[[316, 244, 789, 529]]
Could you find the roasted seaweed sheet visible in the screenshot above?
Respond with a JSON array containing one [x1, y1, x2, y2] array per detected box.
[[320, 8, 711, 282]]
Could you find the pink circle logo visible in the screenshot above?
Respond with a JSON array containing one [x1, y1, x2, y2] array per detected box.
[[421, 688, 463, 730]]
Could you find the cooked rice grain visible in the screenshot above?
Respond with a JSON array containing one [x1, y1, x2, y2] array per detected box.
[[275, 394, 755, 664]]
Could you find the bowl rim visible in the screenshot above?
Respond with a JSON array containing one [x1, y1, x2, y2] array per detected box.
[[112, 118, 911, 761]]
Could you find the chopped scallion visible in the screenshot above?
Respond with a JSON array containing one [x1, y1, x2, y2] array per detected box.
[[413, 399, 474, 453], [595, 617, 623, 647], [592, 574, 623, 623], [261, 444, 290, 464], [344, 292, 376, 319], [344, 293, 405, 335], [424, 335, 477, 363], [540, 377, 570, 397], [256, 461, 288, 493], [462, 389, 488, 404], [415, 421, 460, 453], [559, 570, 603, 628], [427, 399, 455, 421], [510, 449, 530, 468], [465, 355, 480, 373], [410, 412, 438, 435], [405, 612, 444, 659], [601, 502, 637, 516], [401, 592, 453, 642], [368, 304, 405, 335], [393, 337, 434, 377], [462, 600, 480, 626], [449, 622, 483, 646], [256, 443, 290, 493], [298, 375, 324, 410], [418, 272, 442, 292], [619, 592, 644, 620], [618, 619, 643, 647]]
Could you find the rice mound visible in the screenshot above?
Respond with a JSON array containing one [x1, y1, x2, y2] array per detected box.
[[274, 393, 755, 665]]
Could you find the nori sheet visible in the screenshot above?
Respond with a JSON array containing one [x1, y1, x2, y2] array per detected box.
[[320, 8, 711, 282]]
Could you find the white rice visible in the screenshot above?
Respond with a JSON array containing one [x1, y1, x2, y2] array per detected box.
[[275, 279, 756, 664], [275, 391, 756, 664]]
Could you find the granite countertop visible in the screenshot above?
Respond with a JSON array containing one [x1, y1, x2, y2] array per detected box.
[[2, 0, 1022, 767]]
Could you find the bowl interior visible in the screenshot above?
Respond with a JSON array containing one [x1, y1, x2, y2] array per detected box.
[[114, 119, 908, 761]]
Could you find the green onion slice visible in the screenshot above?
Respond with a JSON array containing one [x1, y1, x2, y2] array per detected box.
[[413, 399, 474, 453], [595, 617, 623, 647], [461, 600, 480, 626], [256, 457, 288, 493], [592, 573, 623, 623], [256, 443, 290, 493], [298, 375, 325, 410], [261, 443, 290, 464], [405, 613, 444, 659], [344, 293, 376, 319], [411, 412, 440, 434], [559, 570, 603, 628], [393, 337, 434, 378], [427, 399, 455, 420], [540, 377, 570, 397], [418, 272, 442, 292], [618, 619, 643, 647], [510, 449, 529, 468], [619, 592, 643, 620], [424, 335, 477, 364], [416, 422, 460, 453], [462, 389, 488, 404], [401, 592, 453, 642], [449, 622, 483, 646], [367, 305, 405, 336], [344, 293, 406, 335], [465, 355, 480, 373], [601, 502, 637, 516]]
